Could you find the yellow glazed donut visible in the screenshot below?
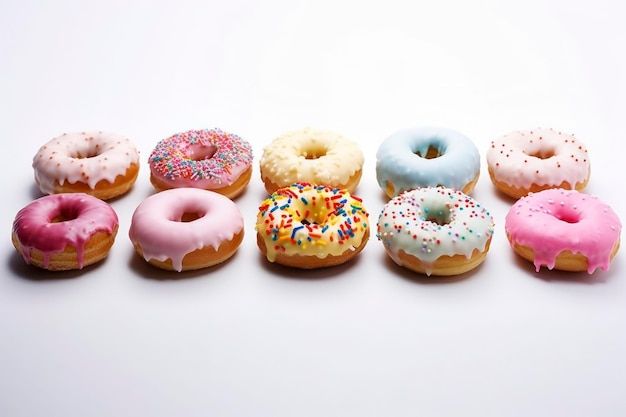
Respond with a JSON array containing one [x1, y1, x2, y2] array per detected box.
[[486, 128, 591, 199], [376, 187, 495, 276], [32, 131, 140, 200], [259, 128, 364, 194], [255, 182, 370, 269]]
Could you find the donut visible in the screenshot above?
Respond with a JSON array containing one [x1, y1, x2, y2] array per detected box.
[[505, 188, 621, 274], [32, 131, 140, 200], [129, 188, 244, 272], [376, 127, 481, 199], [148, 129, 254, 199], [486, 128, 591, 199], [255, 182, 370, 269], [11, 193, 119, 271], [259, 128, 364, 195], [376, 187, 495, 276]]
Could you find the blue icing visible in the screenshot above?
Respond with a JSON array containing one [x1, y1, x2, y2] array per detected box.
[[376, 127, 480, 197]]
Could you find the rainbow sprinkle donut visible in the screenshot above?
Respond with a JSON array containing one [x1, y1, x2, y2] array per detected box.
[[255, 182, 370, 269], [149, 128, 254, 199], [377, 187, 495, 276]]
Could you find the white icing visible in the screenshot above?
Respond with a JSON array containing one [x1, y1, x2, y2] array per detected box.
[[486, 128, 590, 190], [259, 128, 364, 191], [376, 187, 495, 275], [32, 131, 139, 194]]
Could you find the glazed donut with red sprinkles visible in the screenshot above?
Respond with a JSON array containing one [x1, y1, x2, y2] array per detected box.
[[486, 128, 590, 199], [149, 128, 253, 199], [32, 131, 140, 200]]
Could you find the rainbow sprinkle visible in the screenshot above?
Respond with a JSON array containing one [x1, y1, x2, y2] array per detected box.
[[256, 182, 369, 259], [149, 129, 253, 181], [376, 187, 495, 273]]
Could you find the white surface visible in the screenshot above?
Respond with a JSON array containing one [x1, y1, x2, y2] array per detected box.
[[1, 1, 625, 416]]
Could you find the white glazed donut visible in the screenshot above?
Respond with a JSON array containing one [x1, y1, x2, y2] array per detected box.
[[486, 128, 591, 199], [33, 131, 139, 200], [376, 127, 481, 199], [376, 187, 495, 276], [259, 128, 364, 194], [32, 131, 140, 200], [129, 188, 244, 272]]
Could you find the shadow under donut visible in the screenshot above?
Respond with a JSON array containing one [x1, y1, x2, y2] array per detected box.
[[256, 251, 365, 281], [7, 249, 108, 281], [127, 247, 239, 281], [379, 251, 486, 284]]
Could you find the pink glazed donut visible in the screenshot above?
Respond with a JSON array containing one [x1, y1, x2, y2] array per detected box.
[[505, 188, 621, 273], [129, 188, 244, 272], [12, 193, 119, 270], [148, 129, 253, 199]]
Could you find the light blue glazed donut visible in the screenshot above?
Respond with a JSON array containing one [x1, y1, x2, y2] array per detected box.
[[376, 127, 481, 198]]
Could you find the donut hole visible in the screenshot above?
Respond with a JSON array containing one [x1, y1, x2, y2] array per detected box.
[[179, 212, 204, 222], [51, 206, 80, 223], [525, 148, 556, 159], [300, 145, 327, 160], [554, 210, 581, 224], [297, 206, 329, 226], [188, 144, 218, 161], [70, 147, 101, 159], [423, 205, 452, 226], [415, 145, 443, 159]]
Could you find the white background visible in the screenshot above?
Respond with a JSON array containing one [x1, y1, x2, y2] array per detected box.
[[1, 0, 625, 416]]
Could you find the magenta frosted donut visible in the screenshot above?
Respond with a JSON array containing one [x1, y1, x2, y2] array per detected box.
[[11, 193, 119, 270], [129, 188, 245, 272], [505, 189, 621, 273], [148, 129, 254, 199]]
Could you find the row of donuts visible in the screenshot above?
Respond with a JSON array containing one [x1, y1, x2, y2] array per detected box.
[[24, 127, 592, 200], [11, 127, 621, 275]]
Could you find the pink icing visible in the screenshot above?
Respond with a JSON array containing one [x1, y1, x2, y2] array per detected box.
[[505, 189, 621, 273], [12, 193, 119, 268], [148, 129, 253, 190], [128, 188, 244, 271]]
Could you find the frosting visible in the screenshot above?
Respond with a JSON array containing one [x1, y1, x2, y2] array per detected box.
[[129, 188, 244, 272], [148, 129, 253, 190], [255, 182, 369, 262], [12, 193, 119, 269], [376, 187, 495, 275], [259, 128, 364, 191], [376, 127, 481, 197], [505, 188, 621, 273], [32, 131, 139, 194], [487, 128, 590, 190]]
